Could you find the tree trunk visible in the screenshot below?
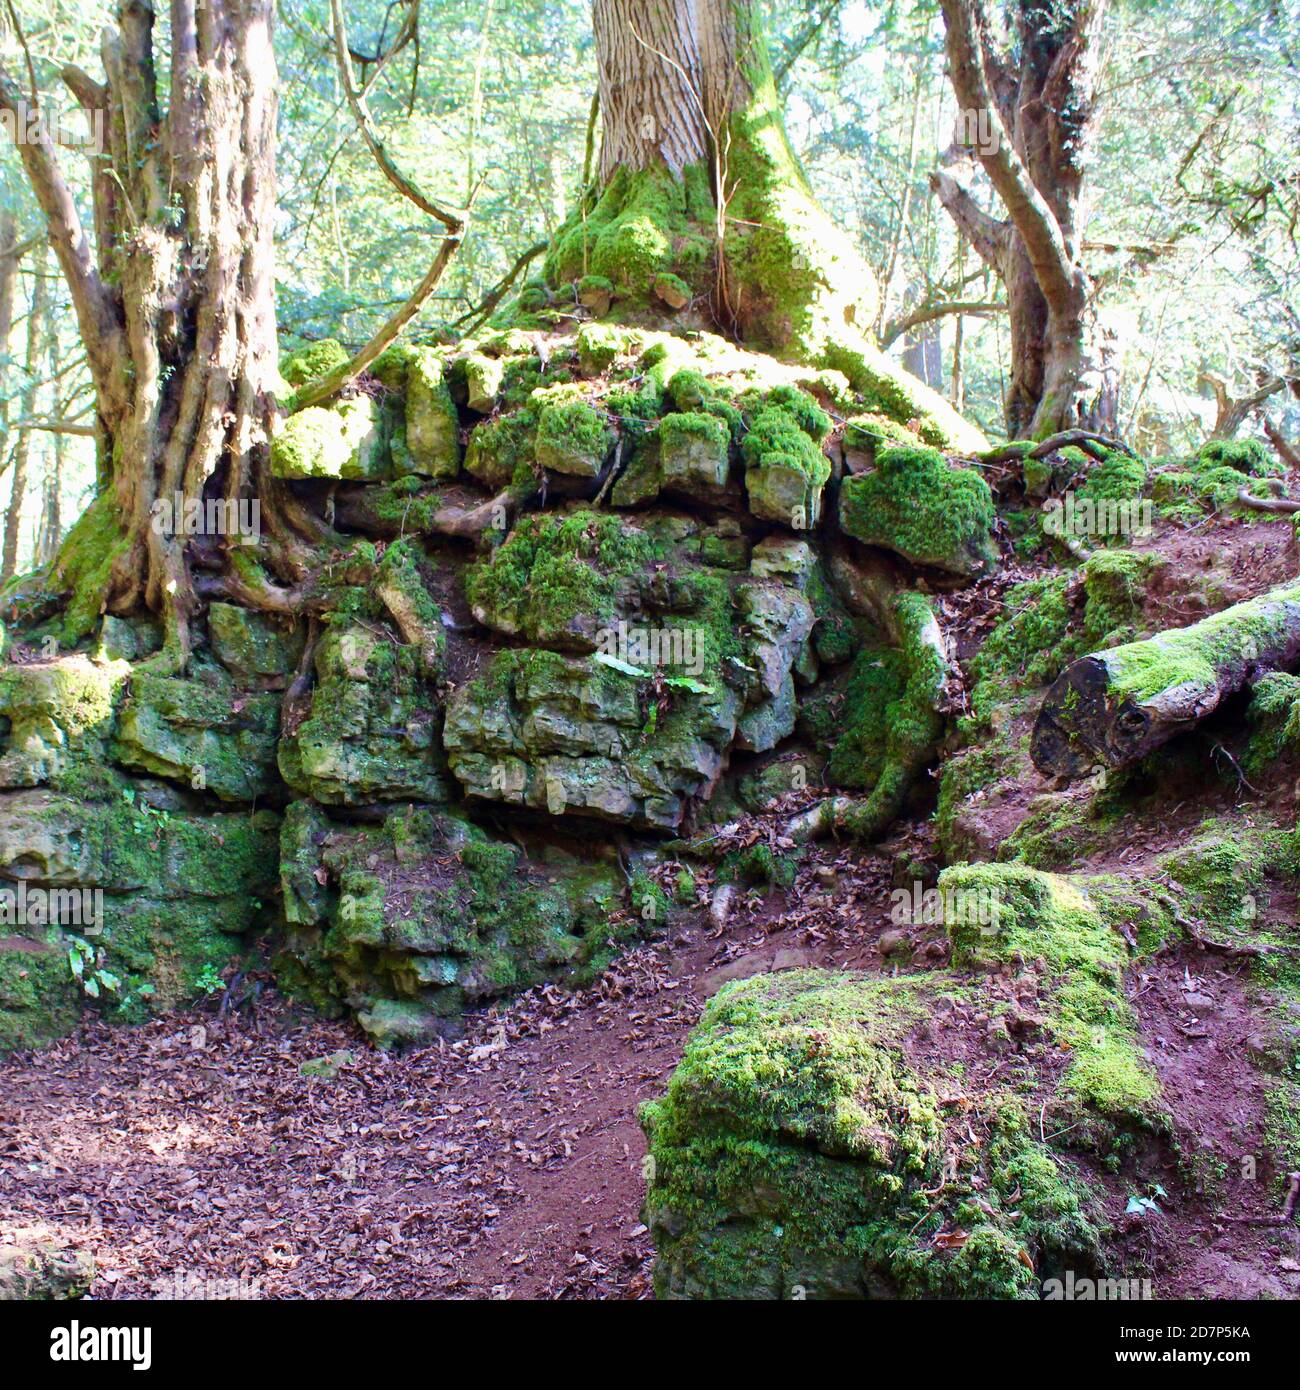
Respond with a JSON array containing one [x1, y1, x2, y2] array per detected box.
[[2, 254, 48, 582], [1032, 580, 1300, 777], [36, 328, 65, 567], [547, 0, 986, 452], [1, 0, 305, 656], [0, 213, 19, 465], [932, 0, 1116, 440]]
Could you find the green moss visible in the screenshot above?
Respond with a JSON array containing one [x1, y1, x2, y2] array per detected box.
[[47, 493, 131, 646], [804, 562, 859, 667], [280, 338, 348, 389], [718, 841, 799, 889], [465, 408, 538, 490], [642, 969, 1101, 1299], [464, 509, 653, 647], [1104, 578, 1300, 705], [545, 163, 714, 296], [270, 397, 390, 481], [842, 413, 923, 456], [1076, 451, 1148, 504], [535, 400, 614, 477], [1197, 437, 1278, 477], [839, 445, 996, 577], [821, 340, 988, 454], [1245, 672, 1300, 776], [939, 863, 1162, 1130]]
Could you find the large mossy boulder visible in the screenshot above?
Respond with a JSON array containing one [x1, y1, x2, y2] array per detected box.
[[642, 969, 1102, 1299], [840, 445, 997, 578], [271, 396, 391, 481]]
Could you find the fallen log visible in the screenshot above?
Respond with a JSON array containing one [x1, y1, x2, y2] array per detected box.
[[1031, 579, 1300, 777]]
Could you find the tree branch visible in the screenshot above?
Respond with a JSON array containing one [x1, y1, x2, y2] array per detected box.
[[879, 297, 1006, 351], [330, 0, 464, 232], [928, 170, 1010, 271], [0, 61, 124, 410], [937, 0, 1079, 309]]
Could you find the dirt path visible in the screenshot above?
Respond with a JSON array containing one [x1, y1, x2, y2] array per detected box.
[[2, 829, 1297, 1300], [0, 846, 895, 1300]]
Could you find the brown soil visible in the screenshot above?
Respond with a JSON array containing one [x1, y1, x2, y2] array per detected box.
[[2, 817, 1297, 1300]]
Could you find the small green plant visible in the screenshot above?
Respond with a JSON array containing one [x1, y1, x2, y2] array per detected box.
[[194, 963, 226, 995], [66, 935, 121, 999]]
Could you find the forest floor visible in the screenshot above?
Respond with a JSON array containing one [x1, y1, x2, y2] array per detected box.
[[3, 814, 1299, 1300]]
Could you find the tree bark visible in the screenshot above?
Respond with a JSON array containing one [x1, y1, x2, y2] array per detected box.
[[0, 0, 299, 655], [932, 0, 1116, 439], [0, 213, 20, 463], [36, 327, 65, 567], [1031, 580, 1300, 777]]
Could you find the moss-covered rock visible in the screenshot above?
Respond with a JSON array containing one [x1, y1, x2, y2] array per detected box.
[[403, 348, 461, 478], [274, 803, 628, 1045], [0, 1237, 95, 1299], [112, 667, 281, 803], [840, 445, 996, 578], [280, 338, 348, 389], [642, 969, 1102, 1299], [741, 385, 831, 528], [464, 408, 537, 490], [271, 396, 391, 481], [208, 603, 305, 681], [0, 655, 129, 790], [535, 399, 615, 478], [0, 784, 279, 1047], [444, 645, 740, 830], [659, 412, 731, 499], [278, 622, 449, 805], [939, 862, 1162, 1131], [465, 510, 652, 649]]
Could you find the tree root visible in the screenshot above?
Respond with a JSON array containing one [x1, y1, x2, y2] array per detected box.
[[787, 586, 951, 843], [1235, 486, 1300, 515], [981, 429, 1137, 465]]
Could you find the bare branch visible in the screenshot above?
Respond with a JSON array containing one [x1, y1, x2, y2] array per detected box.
[[330, 0, 465, 232], [0, 61, 124, 409], [879, 297, 1006, 351]]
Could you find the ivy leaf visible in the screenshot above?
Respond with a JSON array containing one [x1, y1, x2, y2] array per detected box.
[[593, 651, 650, 678]]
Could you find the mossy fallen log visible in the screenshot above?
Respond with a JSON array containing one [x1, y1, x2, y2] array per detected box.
[[1032, 579, 1300, 777]]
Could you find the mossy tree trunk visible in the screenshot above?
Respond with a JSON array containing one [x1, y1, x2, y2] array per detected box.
[[930, 0, 1117, 441], [0, 0, 310, 657], [568, 0, 875, 357], [544, 0, 984, 452]]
